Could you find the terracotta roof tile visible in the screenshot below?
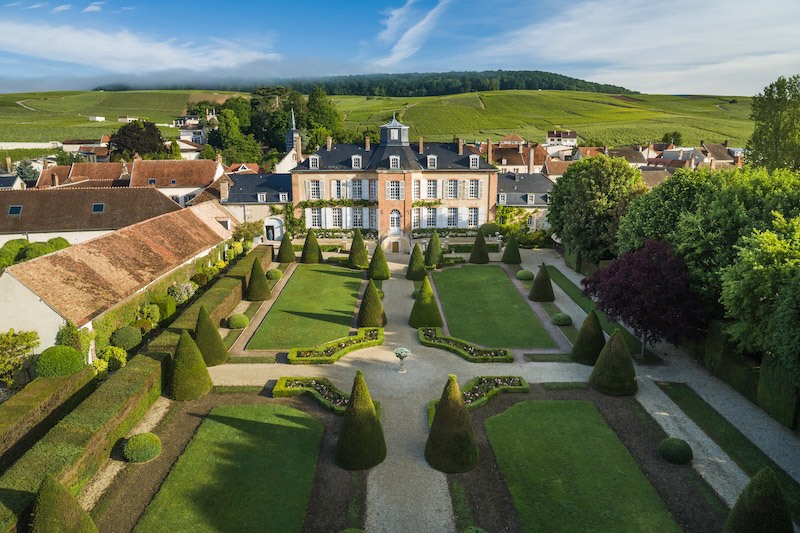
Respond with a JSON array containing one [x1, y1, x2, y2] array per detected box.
[[544, 159, 573, 176], [69, 162, 126, 181], [130, 159, 219, 187], [226, 163, 260, 174], [500, 133, 525, 142], [35, 166, 71, 188]]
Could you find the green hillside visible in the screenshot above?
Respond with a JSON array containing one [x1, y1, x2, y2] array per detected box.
[[334, 90, 753, 147]]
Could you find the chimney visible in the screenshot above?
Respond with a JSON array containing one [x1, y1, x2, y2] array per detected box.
[[326, 136, 332, 151], [5, 156, 11, 173], [214, 153, 222, 165], [294, 133, 302, 162], [709, 158, 715, 169], [487, 138, 492, 162], [734, 154, 743, 168], [527, 147, 534, 174], [514, 173, 520, 182], [723, 139, 729, 147], [699, 140, 705, 147], [457, 138, 463, 155], [220, 178, 229, 202], [679, 149, 684, 160], [365, 135, 371, 152], [518, 143, 523, 154], [133, 152, 142, 161], [418, 136, 424, 154], [51, 172, 59, 187]]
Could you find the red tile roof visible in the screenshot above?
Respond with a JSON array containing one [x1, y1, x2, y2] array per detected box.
[[35, 166, 71, 188], [500, 133, 525, 143], [69, 162, 126, 181], [129, 159, 219, 187], [543, 159, 574, 176], [226, 163, 259, 174], [578, 147, 606, 157]]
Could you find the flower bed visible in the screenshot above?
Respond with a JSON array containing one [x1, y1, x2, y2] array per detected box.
[[419, 328, 513, 363], [272, 377, 381, 416], [287, 328, 383, 364], [427, 375, 529, 425]]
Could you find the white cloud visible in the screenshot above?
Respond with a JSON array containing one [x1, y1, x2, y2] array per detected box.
[[377, 0, 417, 44], [4, 2, 22, 6], [374, 0, 451, 68], [26, 2, 47, 8], [51, 3, 70, 12], [82, 1, 102, 12], [0, 20, 280, 73]]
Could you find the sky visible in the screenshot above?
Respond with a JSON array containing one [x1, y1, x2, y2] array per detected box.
[[0, 0, 798, 95]]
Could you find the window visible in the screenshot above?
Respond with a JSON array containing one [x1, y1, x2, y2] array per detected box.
[[332, 208, 342, 228], [412, 208, 420, 229], [257, 193, 267, 203], [389, 181, 400, 200], [309, 180, 321, 200], [309, 156, 319, 169], [468, 179, 479, 198], [427, 179, 437, 198], [170, 196, 180, 204], [170, 179, 177, 185], [427, 207, 437, 227], [352, 180, 362, 199], [7, 205, 22, 216], [498, 193, 506, 205], [352, 155, 362, 169], [390, 209, 401, 232], [353, 208, 363, 228], [527, 194, 537, 205], [468, 207, 479, 227], [311, 208, 322, 228], [447, 207, 458, 227], [369, 208, 378, 229], [427, 155, 437, 169], [148, 179, 156, 185], [469, 154, 480, 169], [390, 128, 398, 140], [369, 180, 378, 200], [412, 180, 420, 200], [389, 156, 400, 169], [332, 180, 341, 199], [447, 180, 458, 199], [91, 203, 105, 213], [279, 192, 288, 202]]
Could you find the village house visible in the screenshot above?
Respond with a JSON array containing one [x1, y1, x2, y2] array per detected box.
[[128, 156, 225, 206], [471, 135, 548, 174], [543, 159, 573, 180], [496, 172, 553, 231], [545, 130, 578, 147], [219, 173, 292, 241], [0, 175, 25, 190]]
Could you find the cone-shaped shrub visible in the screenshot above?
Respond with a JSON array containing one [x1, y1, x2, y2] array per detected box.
[[409, 277, 443, 328], [245, 259, 271, 301], [336, 370, 386, 470], [194, 305, 229, 366], [425, 231, 444, 268], [348, 228, 369, 268], [276, 232, 296, 263], [502, 234, 521, 264], [589, 330, 637, 395], [406, 244, 426, 280], [469, 229, 490, 264], [570, 310, 606, 365], [301, 229, 321, 263], [31, 474, 98, 533], [529, 263, 555, 302], [723, 467, 792, 533], [358, 280, 386, 327], [367, 245, 390, 280], [170, 330, 212, 401], [425, 375, 478, 473]]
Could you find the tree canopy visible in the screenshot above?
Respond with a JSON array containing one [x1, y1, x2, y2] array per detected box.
[[109, 120, 166, 159], [746, 75, 800, 172]]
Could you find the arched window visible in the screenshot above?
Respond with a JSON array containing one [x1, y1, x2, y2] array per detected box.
[[390, 209, 401, 233]]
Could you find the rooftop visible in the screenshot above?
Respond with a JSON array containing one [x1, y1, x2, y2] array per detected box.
[[129, 159, 219, 188], [224, 173, 293, 204]]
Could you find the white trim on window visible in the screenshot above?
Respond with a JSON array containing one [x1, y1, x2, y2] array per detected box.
[[309, 155, 320, 169], [469, 154, 480, 169], [311, 207, 322, 228], [351, 155, 362, 169], [257, 193, 267, 203], [427, 155, 437, 169], [498, 193, 506, 205], [389, 155, 400, 169], [279, 192, 288, 202], [468, 207, 479, 227]]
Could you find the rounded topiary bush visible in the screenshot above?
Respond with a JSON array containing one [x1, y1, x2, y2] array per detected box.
[[589, 330, 637, 396], [31, 474, 98, 533], [228, 314, 249, 329], [336, 371, 386, 470], [516, 269, 534, 281], [266, 268, 283, 281], [123, 432, 162, 463], [98, 345, 127, 371], [150, 295, 176, 322], [460, 528, 488, 533], [723, 467, 793, 533], [110, 326, 142, 351], [35, 346, 84, 377], [551, 312, 572, 326], [657, 437, 693, 465]]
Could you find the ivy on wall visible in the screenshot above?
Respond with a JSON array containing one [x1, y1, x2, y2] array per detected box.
[[411, 200, 443, 208]]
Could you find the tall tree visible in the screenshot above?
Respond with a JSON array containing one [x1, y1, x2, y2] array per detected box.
[[771, 272, 800, 388], [109, 120, 166, 159], [661, 131, 682, 145], [307, 87, 342, 133], [14, 160, 38, 181], [169, 139, 182, 159], [746, 75, 800, 172]]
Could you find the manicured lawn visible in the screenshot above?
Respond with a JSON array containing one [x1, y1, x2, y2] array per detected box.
[[135, 404, 323, 533], [658, 382, 800, 521], [486, 400, 680, 532], [247, 264, 363, 350], [432, 265, 556, 348]]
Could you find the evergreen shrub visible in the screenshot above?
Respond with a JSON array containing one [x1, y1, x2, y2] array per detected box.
[[30, 474, 97, 533], [277, 233, 296, 263], [110, 326, 142, 351], [515, 269, 533, 281], [169, 330, 212, 401], [367, 246, 390, 280], [267, 268, 283, 280], [469, 229, 490, 264], [551, 312, 572, 326], [227, 314, 249, 329], [358, 281, 386, 327], [406, 244, 426, 280], [723, 467, 792, 533], [409, 277, 443, 328], [425, 375, 479, 473], [589, 330, 637, 395], [123, 432, 162, 463], [301, 230, 321, 263], [335, 371, 386, 470], [529, 263, 555, 301], [245, 259, 271, 301], [193, 305, 229, 366], [35, 346, 84, 377], [348, 228, 369, 268], [571, 310, 606, 365], [502, 234, 521, 264], [657, 437, 693, 465]]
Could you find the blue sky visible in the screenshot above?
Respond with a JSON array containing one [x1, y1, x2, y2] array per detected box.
[[0, 0, 798, 94]]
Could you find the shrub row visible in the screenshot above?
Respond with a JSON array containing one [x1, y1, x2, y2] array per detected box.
[[287, 329, 384, 364], [0, 368, 96, 472], [0, 352, 165, 530], [291, 244, 342, 252], [447, 243, 500, 254], [272, 377, 381, 417], [418, 328, 513, 363], [426, 376, 529, 426]]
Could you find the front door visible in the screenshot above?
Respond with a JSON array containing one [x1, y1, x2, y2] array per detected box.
[[392, 241, 399, 253], [265, 226, 275, 241], [389, 209, 401, 234]]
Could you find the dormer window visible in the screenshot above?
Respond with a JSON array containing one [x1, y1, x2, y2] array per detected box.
[[527, 194, 536, 205], [8, 205, 21, 216], [279, 192, 288, 202], [309, 156, 319, 169], [170, 179, 177, 185], [91, 203, 105, 213], [498, 193, 506, 205], [427, 155, 437, 169], [389, 156, 400, 169], [257, 193, 266, 203], [501, 158, 507, 165], [390, 129, 399, 141], [148, 179, 156, 185], [469, 155, 480, 169], [352, 155, 362, 169]]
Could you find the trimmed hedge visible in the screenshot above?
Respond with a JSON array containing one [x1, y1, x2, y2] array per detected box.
[[0, 368, 95, 472], [409, 277, 443, 328], [358, 280, 386, 327], [227, 314, 249, 329], [35, 346, 85, 377], [110, 326, 142, 352], [425, 231, 444, 268], [348, 228, 369, 269], [571, 310, 606, 366], [447, 243, 500, 254], [590, 330, 638, 396], [150, 295, 176, 323], [194, 305, 229, 367], [245, 259, 271, 301], [367, 246, 390, 280], [407, 244, 426, 280], [30, 474, 97, 533], [123, 432, 161, 463], [501, 234, 521, 264], [273, 376, 349, 414], [288, 329, 384, 364], [301, 229, 321, 263], [266, 268, 283, 281], [515, 269, 533, 281], [335, 371, 386, 470], [704, 320, 760, 403], [0, 352, 166, 531], [723, 467, 793, 533], [468, 229, 490, 264], [657, 437, 693, 465], [425, 375, 479, 473], [170, 330, 212, 401], [551, 312, 572, 326], [276, 232, 296, 263], [418, 328, 513, 363], [757, 354, 800, 430], [529, 263, 555, 302], [427, 376, 529, 426]]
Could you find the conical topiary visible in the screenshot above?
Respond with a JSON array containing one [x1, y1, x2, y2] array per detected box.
[[589, 330, 637, 396], [348, 228, 369, 268], [358, 280, 386, 327], [367, 245, 390, 280], [301, 229, 320, 263], [170, 330, 213, 401], [336, 370, 386, 470], [570, 310, 606, 365], [409, 277, 443, 328], [31, 474, 98, 533], [245, 259, 271, 301], [469, 229, 490, 264], [723, 467, 793, 533], [425, 375, 478, 473], [193, 305, 229, 366], [502, 234, 521, 264], [529, 263, 555, 302], [425, 231, 444, 268], [406, 243, 426, 280], [276, 232, 296, 263]]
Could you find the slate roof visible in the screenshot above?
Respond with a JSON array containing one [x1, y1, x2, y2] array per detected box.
[[0, 187, 180, 235], [606, 147, 646, 164], [0, 176, 21, 189], [5, 202, 232, 326], [641, 169, 671, 189], [497, 172, 553, 207], [224, 173, 293, 204], [547, 130, 577, 138], [129, 159, 218, 187], [699, 143, 734, 162]]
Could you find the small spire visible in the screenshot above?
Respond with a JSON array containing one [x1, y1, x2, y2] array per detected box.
[[291, 108, 296, 130]]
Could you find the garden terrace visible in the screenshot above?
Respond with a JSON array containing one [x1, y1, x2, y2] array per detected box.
[[288, 328, 384, 364], [432, 265, 556, 349], [246, 264, 363, 350], [419, 328, 513, 362]]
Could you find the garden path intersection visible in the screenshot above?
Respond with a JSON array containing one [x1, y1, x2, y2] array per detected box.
[[208, 249, 800, 532]]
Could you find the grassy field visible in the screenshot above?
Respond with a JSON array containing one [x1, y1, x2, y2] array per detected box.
[[134, 404, 323, 533], [486, 400, 680, 532], [432, 265, 556, 349], [246, 264, 362, 350], [334, 90, 753, 146]]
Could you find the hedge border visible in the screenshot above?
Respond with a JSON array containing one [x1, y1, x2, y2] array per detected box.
[[427, 375, 529, 426], [272, 376, 381, 417], [418, 328, 513, 363], [287, 328, 384, 365], [0, 352, 166, 531]]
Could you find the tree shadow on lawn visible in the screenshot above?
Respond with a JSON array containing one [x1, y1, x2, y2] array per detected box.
[[282, 310, 354, 325], [311, 268, 365, 280]]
